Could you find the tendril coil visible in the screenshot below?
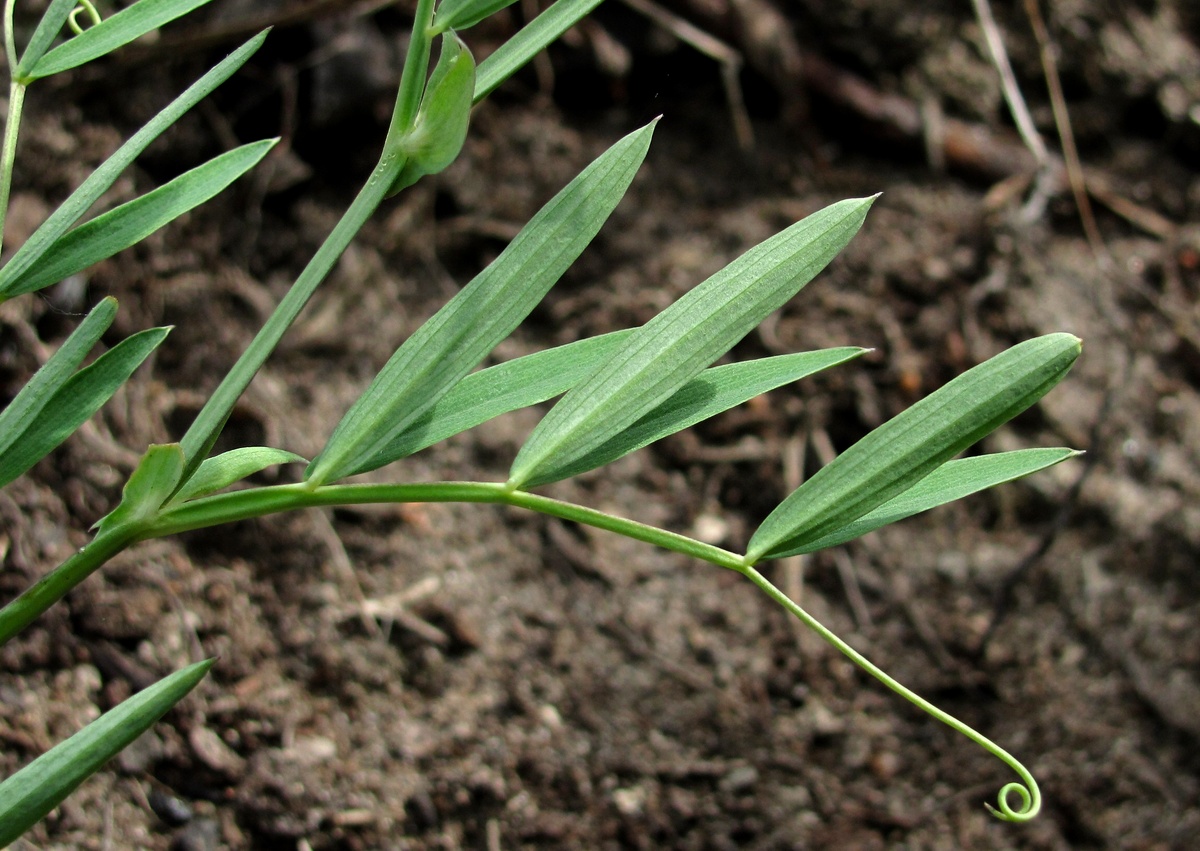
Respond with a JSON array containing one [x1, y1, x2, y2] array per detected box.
[[986, 770, 1041, 822], [68, 0, 100, 36]]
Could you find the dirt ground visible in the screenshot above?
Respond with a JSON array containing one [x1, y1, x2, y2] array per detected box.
[[2, 0, 1199, 848]]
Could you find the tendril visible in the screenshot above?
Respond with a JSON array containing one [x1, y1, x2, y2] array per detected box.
[[68, 0, 101, 36], [737, 561, 1042, 822]]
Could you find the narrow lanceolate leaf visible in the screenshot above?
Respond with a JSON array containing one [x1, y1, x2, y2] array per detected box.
[[0, 328, 171, 490], [170, 447, 306, 504], [764, 448, 1081, 558], [0, 659, 212, 848], [93, 443, 185, 535], [509, 195, 876, 490], [347, 331, 633, 476], [13, 0, 77, 77], [526, 347, 868, 487], [473, 0, 606, 101], [0, 31, 267, 301], [23, 0, 216, 80], [747, 333, 1082, 562], [389, 34, 475, 195], [306, 120, 657, 486], [433, 0, 519, 33], [0, 297, 116, 462], [2, 140, 276, 299]]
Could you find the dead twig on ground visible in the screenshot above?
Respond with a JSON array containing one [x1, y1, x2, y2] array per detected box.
[[620, 0, 754, 149], [1023, 0, 1112, 268]]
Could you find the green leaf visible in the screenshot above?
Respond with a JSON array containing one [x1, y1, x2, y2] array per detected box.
[[389, 33, 475, 195], [526, 347, 868, 486], [433, 0, 520, 33], [2, 140, 276, 299], [0, 297, 116, 463], [0, 31, 268, 301], [747, 334, 1082, 562], [171, 447, 306, 503], [347, 330, 633, 476], [23, 0, 216, 80], [509, 195, 876, 489], [13, 0, 77, 78], [306, 119, 657, 486], [93, 443, 185, 535], [764, 448, 1081, 558], [473, 0, 606, 102], [0, 328, 171, 490], [0, 659, 212, 848]]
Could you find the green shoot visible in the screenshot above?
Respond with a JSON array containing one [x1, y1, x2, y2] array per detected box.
[[0, 0, 1078, 839]]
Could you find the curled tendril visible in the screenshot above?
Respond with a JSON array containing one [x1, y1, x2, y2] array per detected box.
[[986, 771, 1042, 822], [737, 562, 1044, 823], [67, 0, 101, 35]]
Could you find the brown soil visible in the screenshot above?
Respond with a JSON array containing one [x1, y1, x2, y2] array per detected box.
[[3, 1, 1199, 848]]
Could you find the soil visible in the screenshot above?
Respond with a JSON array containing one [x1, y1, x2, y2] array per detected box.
[[2, 1, 1199, 848]]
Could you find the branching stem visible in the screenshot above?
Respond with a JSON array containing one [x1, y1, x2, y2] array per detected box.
[[0, 474, 1042, 821], [153, 479, 1042, 820]]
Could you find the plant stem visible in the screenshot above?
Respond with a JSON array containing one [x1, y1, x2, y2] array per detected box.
[[4, 473, 1042, 822], [0, 0, 19, 254], [3, 0, 16, 73], [147, 480, 747, 572], [385, 0, 436, 150], [177, 162, 397, 478], [177, 0, 442, 481], [0, 524, 138, 645], [0, 80, 25, 255], [737, 562, 1041, 822]]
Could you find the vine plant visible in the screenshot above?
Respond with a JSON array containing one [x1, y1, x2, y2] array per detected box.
[[0, 0, 1079, 841]]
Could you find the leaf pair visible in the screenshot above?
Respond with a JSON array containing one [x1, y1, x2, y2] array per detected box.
[[508, 195, 878, 489], [0, 298, 168, 490], [339, 330, 863, 481], [93, 443, 306, 536], [312, 140, 874, 488], [747, 333, 1082, 561], [0, 31, 270, 302], [519, 346, 868, 488], [306, 120, 659, 486]]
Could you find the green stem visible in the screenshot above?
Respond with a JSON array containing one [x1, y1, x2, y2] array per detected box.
[[385, 0, 436, 151], [0, 79, 25, 255], [0, 524, 138, 645], [177, 160, 398, 478], [177, 0, 443, 481], [147, 480, 747, 571], [3, 0, 16, 75], [2, 473, 1041, 822], [736, 562, 1041, 822]]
